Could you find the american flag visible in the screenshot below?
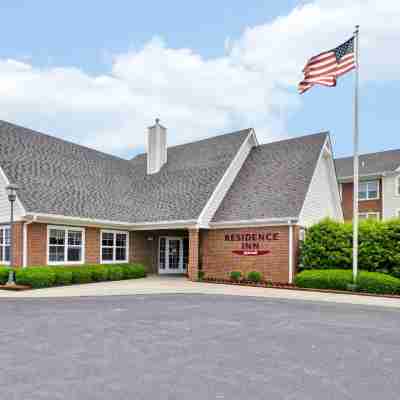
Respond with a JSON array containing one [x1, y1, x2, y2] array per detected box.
[[298, 36, 356, 94]]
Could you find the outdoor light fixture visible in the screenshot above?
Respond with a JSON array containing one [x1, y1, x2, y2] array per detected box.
[[6, 184, 19, 285]]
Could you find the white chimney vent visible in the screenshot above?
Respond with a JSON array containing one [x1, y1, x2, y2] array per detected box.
[[147, 118, 167, 174]]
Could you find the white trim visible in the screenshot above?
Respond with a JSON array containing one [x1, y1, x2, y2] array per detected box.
[[26, 213, 198, 230], [197, 129, 257, 227], [100, 229, 129, 264], [299, 135, 343, 223], [209, 217, 298, 229], [158, 236, 187, 274], [288, 225, 293, 284], [47, 225, 85, 265], [0, 165, 26, 217], [358, 179, 380, 201], [0, 225, 10, 265], [338, 172, 385, 182]]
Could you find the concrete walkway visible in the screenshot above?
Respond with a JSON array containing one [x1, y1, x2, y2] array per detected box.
[[1, 275, 400, 308]]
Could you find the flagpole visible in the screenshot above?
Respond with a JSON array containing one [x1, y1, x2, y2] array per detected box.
[[352, 25, 360, 283]]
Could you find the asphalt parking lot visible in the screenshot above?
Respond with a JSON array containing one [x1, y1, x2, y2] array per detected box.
[[1, 294, 399, 400]]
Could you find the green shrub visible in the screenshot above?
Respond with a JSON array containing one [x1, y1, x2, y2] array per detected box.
[[119, 264, 146, 280], [295, 269, 400, 295], [198, 270, 205, 280], [247, 271, 262, 283], [230, 271, 242, 282], [300, 218, 400, 276], [67, 267, 93, 284], [108, 265, 124, 281], [15, 267, 56, 289], [89, 265, 110, 282], [0, 267, 10, 285], [295, 269, 352, 291], [357, 271, 400, 295], [53, 269, 73, 286]]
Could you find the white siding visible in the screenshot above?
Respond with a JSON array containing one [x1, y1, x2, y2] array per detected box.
[[382, 173, 400, 219], [299, 147, 343, 227], [0, 167, 24, 222], [198, 130, 257, 227]]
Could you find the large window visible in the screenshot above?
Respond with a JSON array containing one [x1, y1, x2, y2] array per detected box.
[[48, 226, 84, 264], [0, 226, 10, 264], [359, 212, 380, 221], [101, 230, 129, 263], [359, 180, 379, 200]]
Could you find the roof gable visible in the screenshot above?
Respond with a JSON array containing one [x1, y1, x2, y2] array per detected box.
[[0, 120, 249, 223], [212, 132, 329, 222]]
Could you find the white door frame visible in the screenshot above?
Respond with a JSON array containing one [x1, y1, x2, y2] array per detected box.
[[158, 236, 187, 274]]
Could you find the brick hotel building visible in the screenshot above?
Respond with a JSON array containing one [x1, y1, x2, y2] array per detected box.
[[0, 120, 343, 283]]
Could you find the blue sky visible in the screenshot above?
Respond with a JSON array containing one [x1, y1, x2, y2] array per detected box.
[[0, 1, 398, 158]]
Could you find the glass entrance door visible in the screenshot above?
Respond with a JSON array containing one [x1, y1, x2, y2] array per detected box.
[[159, 237, 187, 274]]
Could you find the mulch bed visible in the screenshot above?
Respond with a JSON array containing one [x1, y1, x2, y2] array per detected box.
[[0, 284, 31, 291], [201, 277, 400, 299]]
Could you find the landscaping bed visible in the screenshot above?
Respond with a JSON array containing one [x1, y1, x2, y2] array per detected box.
[[0, 264, 146, 290]]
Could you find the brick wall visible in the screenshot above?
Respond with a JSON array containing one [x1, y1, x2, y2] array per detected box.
[[27, 223, 47, 266], [188, 229, 199, 281], [11, 221, 24, 267], [201, 226, 297, 283], [341, 180, 383, 221]]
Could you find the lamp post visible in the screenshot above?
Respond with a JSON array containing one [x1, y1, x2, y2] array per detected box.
[[6, 184, 19, 285]]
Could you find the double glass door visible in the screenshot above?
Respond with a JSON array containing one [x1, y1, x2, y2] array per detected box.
[[159, 237, 188, 274]]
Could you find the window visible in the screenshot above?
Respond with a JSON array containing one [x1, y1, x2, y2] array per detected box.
[[359, 180, 379, 200], [101, 231, 129, 263], [48, 226, 84, 264], [0, 226, 10, 264], [359, 212, 380, 220], [396, 176, 400, 196]]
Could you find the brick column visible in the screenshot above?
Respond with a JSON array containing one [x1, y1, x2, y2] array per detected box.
[[11, 222, 24, 267], [188, 228, 200, 281]]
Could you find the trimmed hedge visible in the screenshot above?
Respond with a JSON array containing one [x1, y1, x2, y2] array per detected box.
[[14, 263, 146, 289], [300, 218, 400, 276], [0, 267, 10, 285], [295, 269, 400, 295], [230, 271, 242, 282]]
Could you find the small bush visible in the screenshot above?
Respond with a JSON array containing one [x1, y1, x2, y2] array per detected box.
[[108, 265, 124, 281], [295, 269, 400, 295], [295, 269, 352, 291], [15, 267, 56, 289], [53, 269, 73, 286], [247, 271, 262, 283], [0, 267, 10, 285], [357, 272, 400, 295], [230, 271, 242, 282], [198, 270, 205, 280], [89, 265, 110, 282]]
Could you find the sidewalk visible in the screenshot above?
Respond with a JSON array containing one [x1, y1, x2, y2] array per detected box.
[[1, 275, 400, 308]]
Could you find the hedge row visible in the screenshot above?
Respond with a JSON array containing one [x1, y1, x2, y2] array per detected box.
[[300, 218, 400, 276], [295, 269, 400, 295], [0, 264, 146, 289]]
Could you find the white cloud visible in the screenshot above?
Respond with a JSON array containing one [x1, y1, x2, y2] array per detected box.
[[0, 0, 398, 156]]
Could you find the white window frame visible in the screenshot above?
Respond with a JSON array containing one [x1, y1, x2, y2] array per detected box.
[[47, 226, 85, 265], [100, 230, 129, 264], [359, 180, 380, 201], [358, 212, 380, 220], [0, 226, 10, 265]]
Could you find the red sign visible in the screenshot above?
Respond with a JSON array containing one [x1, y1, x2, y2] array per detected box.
[[225, 231, 280, 256], [232, 250, 270, 256]]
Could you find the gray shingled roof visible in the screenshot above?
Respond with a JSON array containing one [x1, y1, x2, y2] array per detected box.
[[0, 120, 249, 223], [212, 132, 328, 222], [335, 149, 400, 179]]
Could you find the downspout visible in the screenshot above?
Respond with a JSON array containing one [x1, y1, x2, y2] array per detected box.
[[23, 216, 36, 268], [288, 220, 294, 284]]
